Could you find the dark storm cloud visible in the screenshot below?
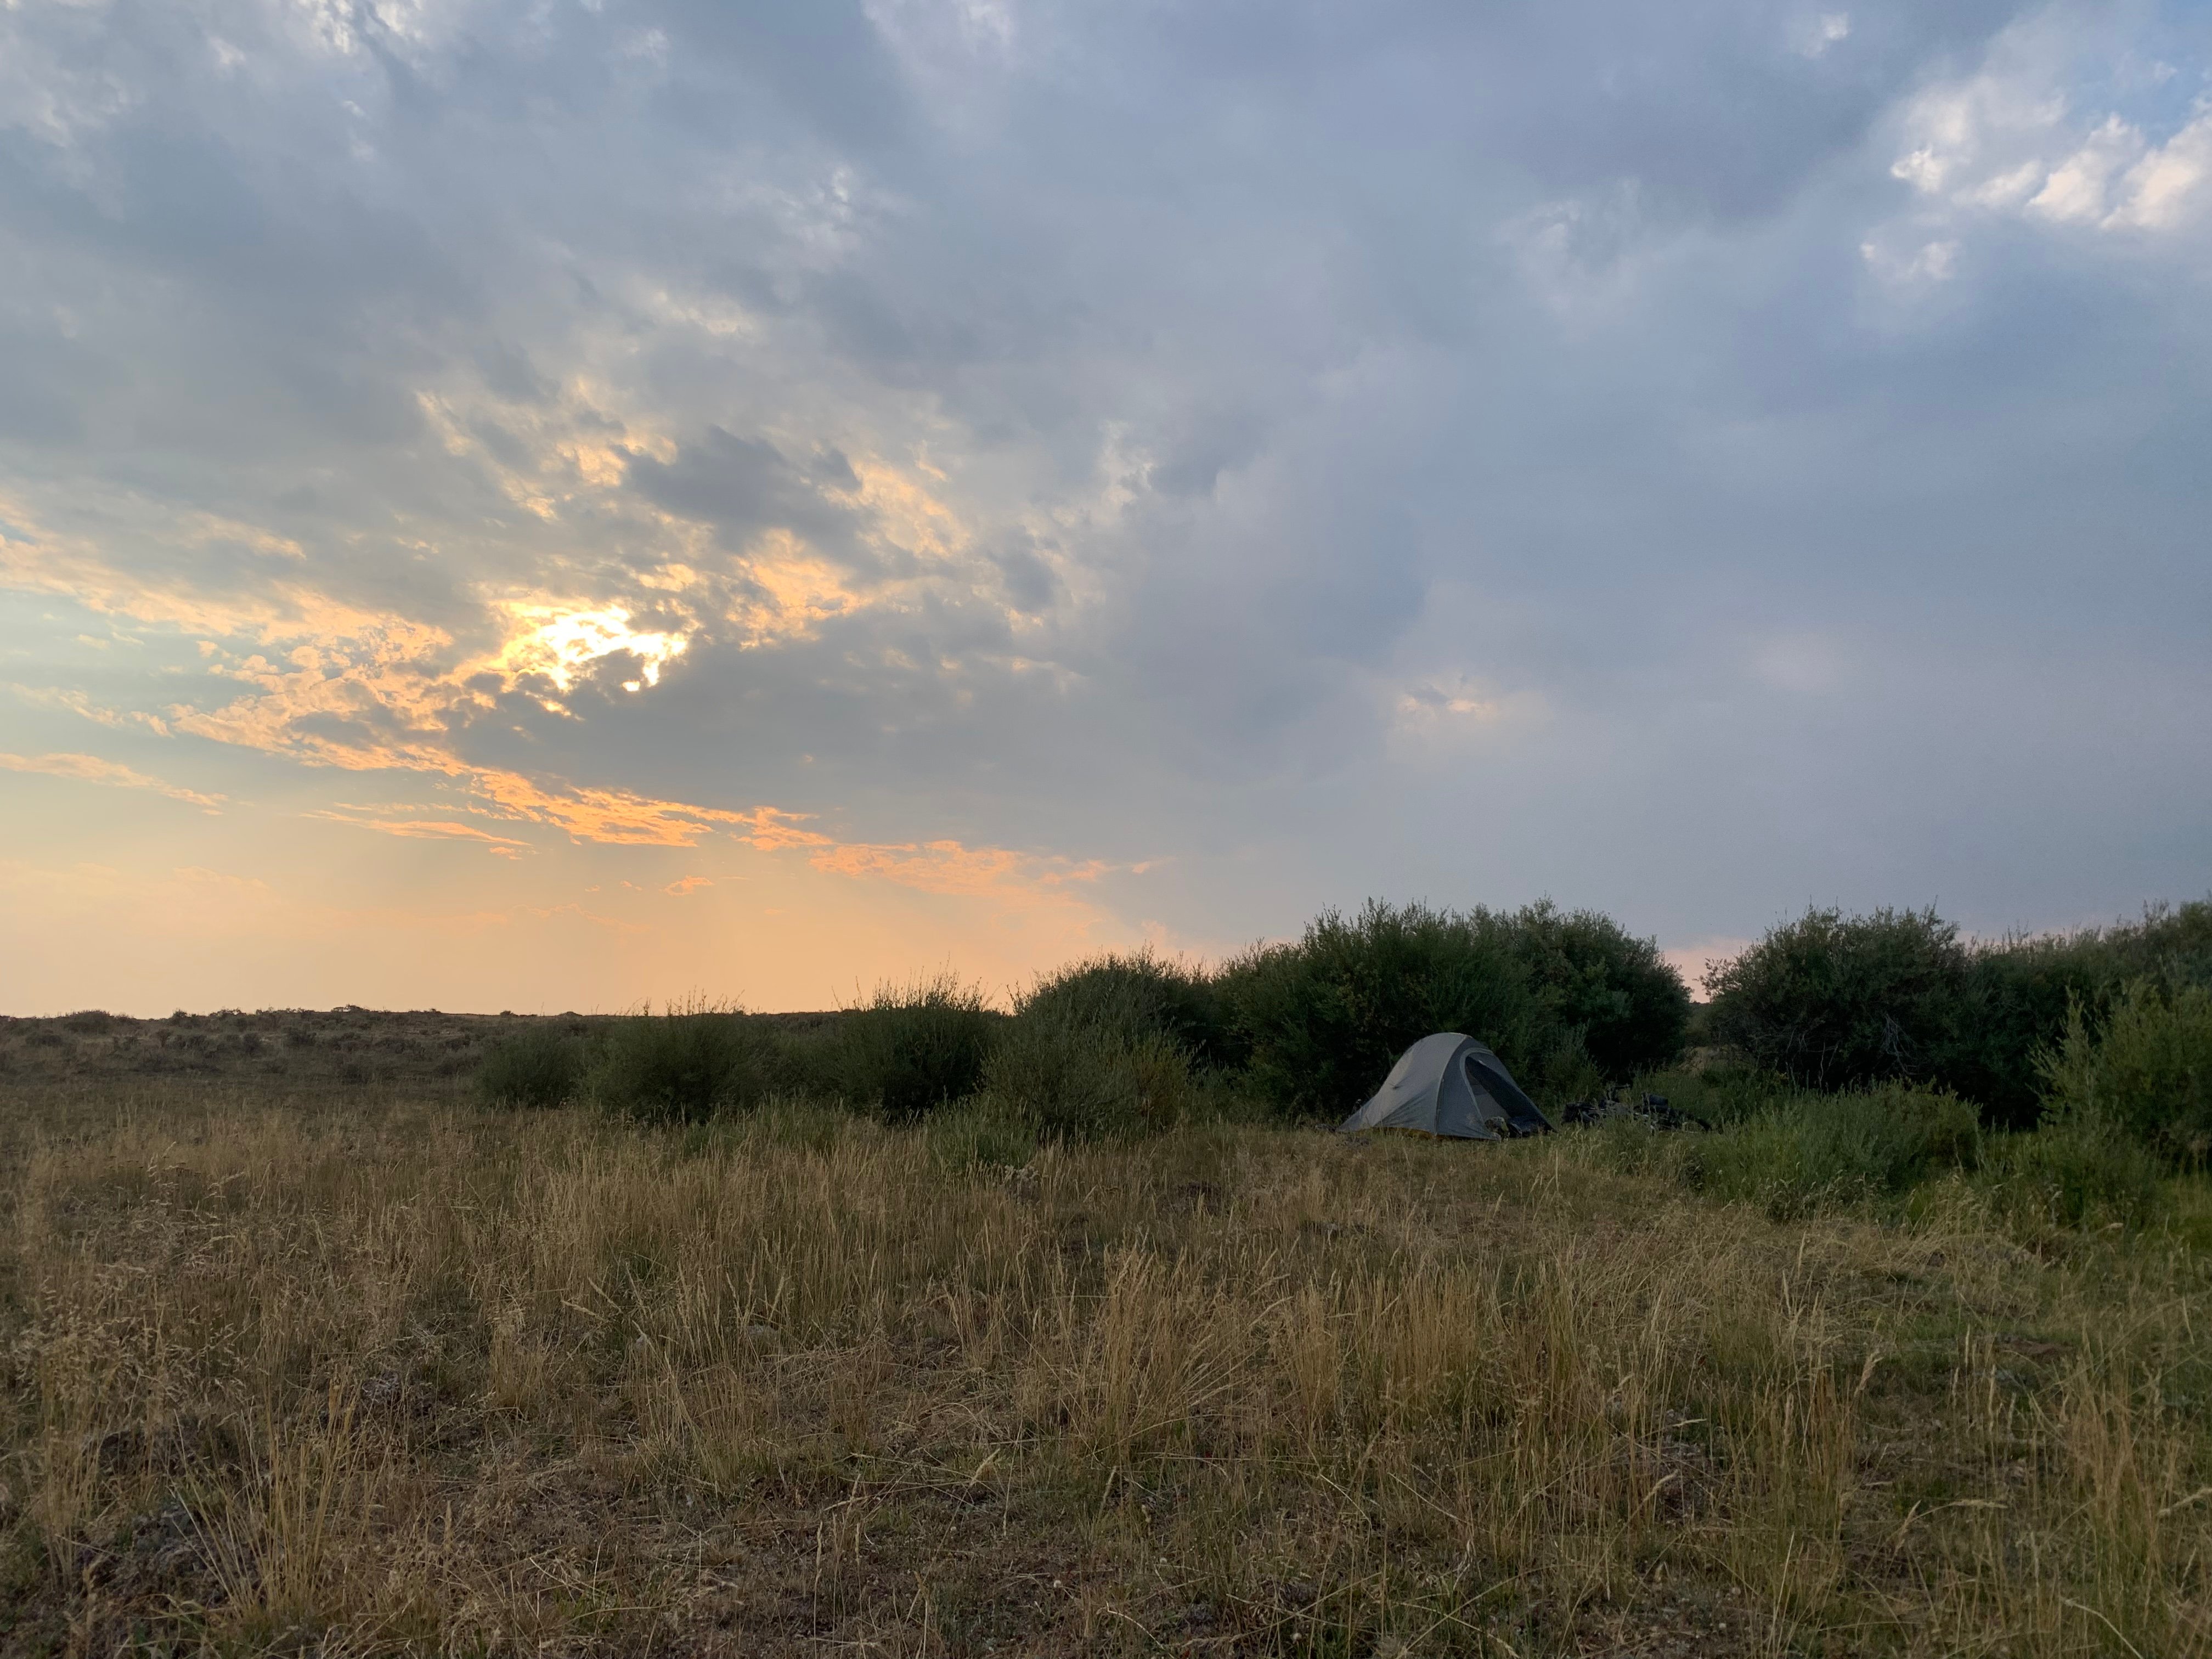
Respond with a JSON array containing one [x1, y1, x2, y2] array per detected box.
[[625, 428, 872, 565], [1, 0, 2208, 953]]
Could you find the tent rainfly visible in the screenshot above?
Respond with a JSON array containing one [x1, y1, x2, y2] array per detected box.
[[1336, 1032, 1554, 1139]]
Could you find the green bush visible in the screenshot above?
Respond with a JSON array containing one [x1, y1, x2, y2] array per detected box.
[[1664, 1084, 1980, 1220], [1633, 1063, 1792, 1127], [978, 1005, 1197, 1142], [1019, 950, 1234, 1065], [817, 973, 999, 1121], [1949, 934, 2131, 1127], [1950, 902, 2212, 1127], [1706, 907, 1971, 1091], [1508, 900, 1692, 1079], [1217, 900, 1543, 1120], [2038, 979, 2212, 1166], [1974, 1124, 2164, 1229], [1701, 898, 2212, 1126], [588, 999, 780, 1125], [1216, 899, 1690, 1121], [475, 1023, 586, 1108]]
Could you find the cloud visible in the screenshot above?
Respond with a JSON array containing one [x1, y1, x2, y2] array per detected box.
[[307, 810, 533, 859], [2104, 107, 2212, 230], [0, 0, 2208, 1013], [0, 750, 224, 810], [1880, 22, 2212, 245], [486, 605, 689, 697]]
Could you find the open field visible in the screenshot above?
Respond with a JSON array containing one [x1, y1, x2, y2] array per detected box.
[[0, 1011, 841, 1100], [3, 1034, 2209, 1656]]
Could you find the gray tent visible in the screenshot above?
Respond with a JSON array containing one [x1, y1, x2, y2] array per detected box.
[[1336, 1032, 1553, 1139]]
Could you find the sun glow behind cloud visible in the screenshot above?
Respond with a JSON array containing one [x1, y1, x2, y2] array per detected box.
[[487, 604, 690, 698]]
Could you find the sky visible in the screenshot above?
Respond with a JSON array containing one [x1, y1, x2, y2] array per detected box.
[[1, 0, 2208, 1015]]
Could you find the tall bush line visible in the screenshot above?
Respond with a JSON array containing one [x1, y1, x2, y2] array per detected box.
[[475, 895, 2210, 1173], [1704, 899, 2212, 1127], [1214, 899, 1690, 1119]]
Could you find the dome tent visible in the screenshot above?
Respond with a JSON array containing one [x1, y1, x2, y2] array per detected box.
[[1336, 1032, 1553, 1139]]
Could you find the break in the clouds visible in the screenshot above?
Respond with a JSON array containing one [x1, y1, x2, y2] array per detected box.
[[1, 0, 2207, 1013]]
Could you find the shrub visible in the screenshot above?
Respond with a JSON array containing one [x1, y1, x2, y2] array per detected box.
[[1217, 900, 1543, 1120], [1705, 907, 1971, 1091], [1953, 900, 2212, 1126], [2038, 980, 2212, 1166], [1699, 896, 2212, 1126], [1634, 1063, 1792, 1128], [588, 998, 779, 1125], [1506, 901, 1691, 1079], [1975, 1124, 2164, 1229], [978, 1006, 1197, 1142], [1656, 1084, 1981, 1220], [1019, 950, 1234, 1066], [475, 1023, 586, 1108], [817, 973, 1000, 1121]]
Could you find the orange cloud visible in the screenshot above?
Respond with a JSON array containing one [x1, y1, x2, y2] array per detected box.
[[0, 750, 224, 810], [806, 839, 1113, 903], [483, 602, 689, 694], [2, 492, 1130, 924], [307, 811, 533, 859]]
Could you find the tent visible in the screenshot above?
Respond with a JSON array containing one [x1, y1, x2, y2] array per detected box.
[[1336, 1032, 1553, 1139]]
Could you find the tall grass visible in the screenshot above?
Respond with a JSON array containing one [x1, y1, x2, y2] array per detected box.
[[4, 1093, 2205, 1655], [1584, 1082, 1984, 1220]]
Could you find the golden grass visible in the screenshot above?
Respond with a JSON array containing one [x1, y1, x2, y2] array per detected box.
[[1, 1088, 2207, 1656]]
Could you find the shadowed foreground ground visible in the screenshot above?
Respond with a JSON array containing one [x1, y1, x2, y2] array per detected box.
[[1, 1073, 2207, 1656]]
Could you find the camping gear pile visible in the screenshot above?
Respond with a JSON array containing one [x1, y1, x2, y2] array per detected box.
[[1558, 1092, 1696, 1130]]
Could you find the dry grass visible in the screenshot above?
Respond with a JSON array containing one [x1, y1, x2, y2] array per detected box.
[[1, 1084, 2207, 1656]]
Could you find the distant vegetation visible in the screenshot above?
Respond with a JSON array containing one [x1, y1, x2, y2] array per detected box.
[[462, 892, 2211, 1231], [1705, 899, 2212, 1124], [475, 897, 1694, 1140]]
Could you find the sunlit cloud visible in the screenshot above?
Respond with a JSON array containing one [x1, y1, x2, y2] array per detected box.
[[486, 603, 689, 698], [307, 809, 533, 859], [1877, 21, 2212, 256], [726, 529, 866, 646], [805, 839, 1113, 904], [0, 751, 225, 810]]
